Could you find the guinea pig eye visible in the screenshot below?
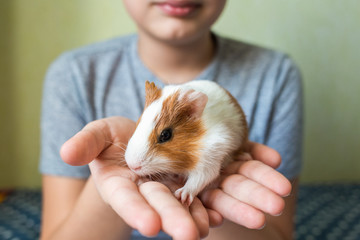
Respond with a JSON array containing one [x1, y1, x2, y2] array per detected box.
[[158, 128, 173, 143]]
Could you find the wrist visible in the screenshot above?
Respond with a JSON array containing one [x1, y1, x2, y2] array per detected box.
[[45, 176, 132, 240]]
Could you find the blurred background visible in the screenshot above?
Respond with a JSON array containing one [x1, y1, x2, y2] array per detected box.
[[1, 0, 359, 188]]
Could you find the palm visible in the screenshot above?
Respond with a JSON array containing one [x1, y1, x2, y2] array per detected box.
[[61, 117, 209, 239]]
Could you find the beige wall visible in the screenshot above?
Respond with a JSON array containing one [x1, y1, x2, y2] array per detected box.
[[0, 0, 359, 187], [0, 1, 16, 187], [213, 1, 360, 182]]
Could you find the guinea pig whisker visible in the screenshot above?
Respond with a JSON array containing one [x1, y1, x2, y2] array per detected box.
[[117, 142, 128, 149], [104, 140, 127, 152], [148, 174, 155, 181], [113, 152, 125, 159], [116, 160, 128, 168]]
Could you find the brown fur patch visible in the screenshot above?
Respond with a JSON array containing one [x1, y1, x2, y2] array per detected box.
[[136, 81, 162, 128], [148, 90, 205, 172], [145, 81, 162, 109]]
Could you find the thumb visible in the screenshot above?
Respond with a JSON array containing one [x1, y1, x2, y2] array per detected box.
[[61, 117, 136, 166], [60, 120, 110, 166]]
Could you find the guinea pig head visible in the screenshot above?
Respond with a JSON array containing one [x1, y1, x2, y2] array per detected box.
[[125, 81, 208, 176]]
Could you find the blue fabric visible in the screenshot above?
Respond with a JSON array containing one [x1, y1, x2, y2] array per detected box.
[[39, 33, 303, 180], [0, 190, 41, 240], [295, 184, 360, 240]]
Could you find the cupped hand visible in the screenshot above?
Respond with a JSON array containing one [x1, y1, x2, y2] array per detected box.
[[60, 116, 209, 239], [200, 141, 292, 229], [60, 116, 292, 237]]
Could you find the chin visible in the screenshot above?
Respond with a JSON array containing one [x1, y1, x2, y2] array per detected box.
[[149, 23, 211, 46]]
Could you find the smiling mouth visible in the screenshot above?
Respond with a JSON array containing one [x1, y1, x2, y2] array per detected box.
[[154, 1, 202, 17]]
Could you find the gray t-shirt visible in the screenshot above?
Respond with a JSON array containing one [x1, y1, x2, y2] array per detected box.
[[40, 34, 303, 180]]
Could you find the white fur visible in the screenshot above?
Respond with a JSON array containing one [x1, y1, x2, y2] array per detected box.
[[125, 98, 162, 172]]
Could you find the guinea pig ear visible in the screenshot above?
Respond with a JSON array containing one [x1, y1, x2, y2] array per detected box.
[[145, 80, 162, 108], [180, 90, 208, 119]]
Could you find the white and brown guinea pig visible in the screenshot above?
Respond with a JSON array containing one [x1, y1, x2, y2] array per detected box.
[[125, 80, 248, 205]]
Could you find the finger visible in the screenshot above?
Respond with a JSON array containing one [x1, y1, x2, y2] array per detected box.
[[206, 209, 223, 227], [189, 198, 209, 238], [201, 189, 265, 230], [60, 119, 112, 166], [89, 162, 161, 237], [102, 177, 161, 237], [224, 160, 292, 197], [220, 174, 285, 216], [139, 181, 200, 240], [60, 117, 135, 166], [244, 141, 281, 168]]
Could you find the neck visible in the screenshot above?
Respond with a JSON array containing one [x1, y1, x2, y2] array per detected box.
[[137, 31, 215, 85]]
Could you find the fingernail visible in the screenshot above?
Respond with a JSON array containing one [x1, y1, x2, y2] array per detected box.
[[282, 192, 291, 197], [257, 223, 266, 230], [273, 211, 283, 217]]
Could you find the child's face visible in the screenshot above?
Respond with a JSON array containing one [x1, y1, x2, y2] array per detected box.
[[123, 0, 226, 45]]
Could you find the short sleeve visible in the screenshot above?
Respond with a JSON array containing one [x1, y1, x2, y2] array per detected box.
[[265, 56, 304, 180], [39, 53, 91, 178]]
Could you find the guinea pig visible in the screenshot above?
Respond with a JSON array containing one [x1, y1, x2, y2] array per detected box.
[[125, 80, 248, 205]]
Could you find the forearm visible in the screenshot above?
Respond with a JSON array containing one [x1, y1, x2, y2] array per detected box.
[[42, 176, 132, 240]]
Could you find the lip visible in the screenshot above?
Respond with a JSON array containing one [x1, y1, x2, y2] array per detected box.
[[153, 0, 202, 17]]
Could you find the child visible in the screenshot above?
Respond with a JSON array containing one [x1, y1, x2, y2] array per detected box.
[[39, 0, 302, 239]]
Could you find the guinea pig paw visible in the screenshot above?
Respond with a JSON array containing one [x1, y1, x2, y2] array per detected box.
[[175, 188, 194, 206]]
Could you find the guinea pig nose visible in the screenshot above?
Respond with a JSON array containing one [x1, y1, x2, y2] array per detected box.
[[133, 166, 142, 171], [128, 164, 142, 171]]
